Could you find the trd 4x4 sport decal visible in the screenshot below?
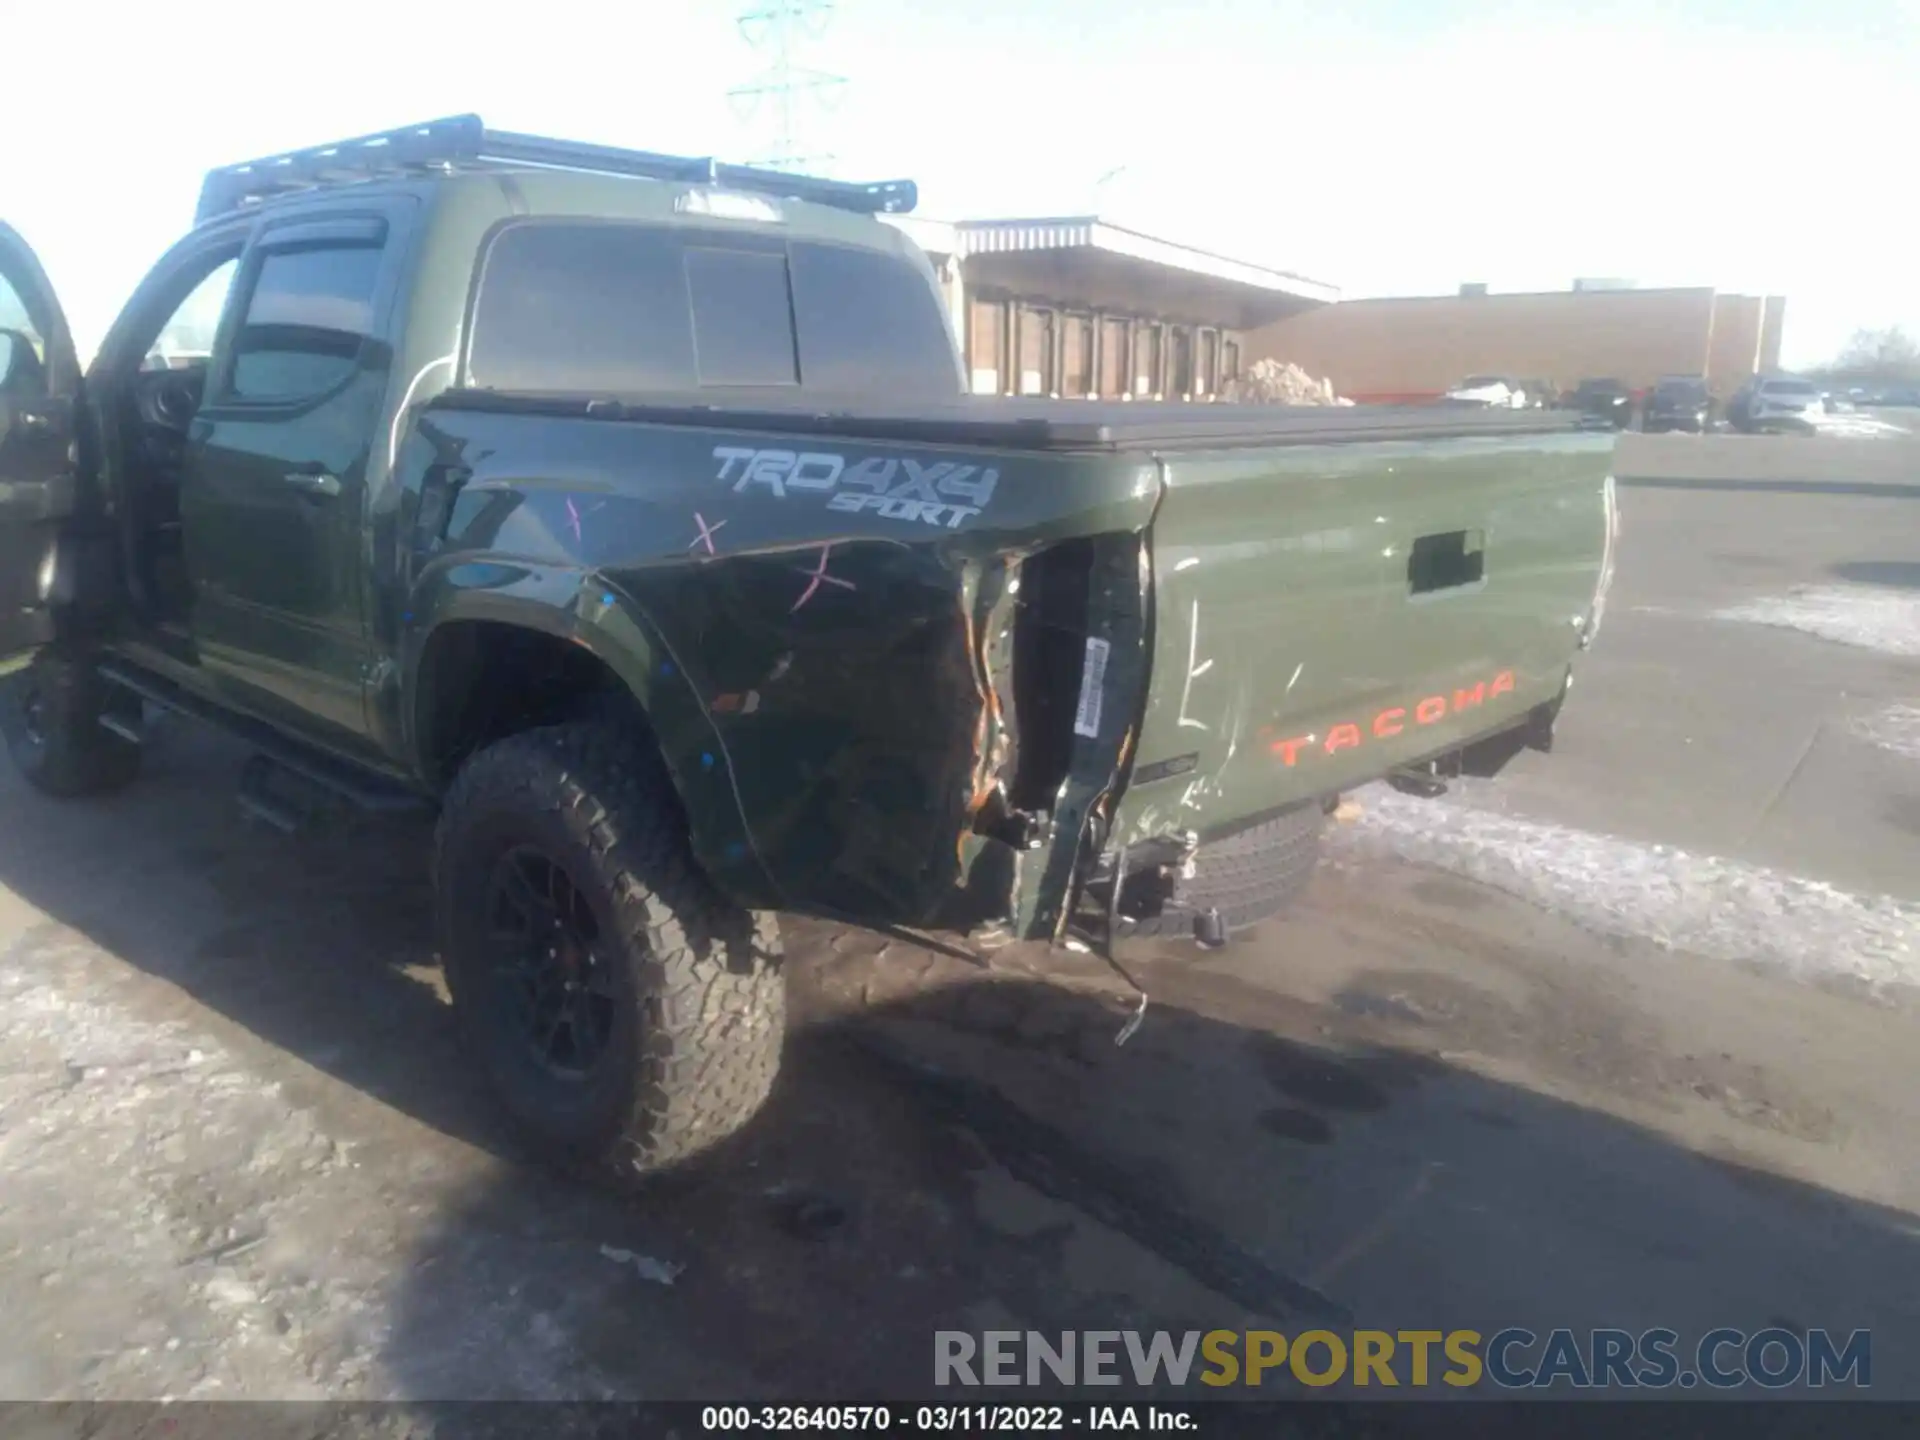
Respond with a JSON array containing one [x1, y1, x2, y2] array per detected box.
[[713, 447, 1000, 530]]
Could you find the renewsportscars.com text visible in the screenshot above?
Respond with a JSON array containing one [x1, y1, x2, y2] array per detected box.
[[934, 1327, 1871, 1390]]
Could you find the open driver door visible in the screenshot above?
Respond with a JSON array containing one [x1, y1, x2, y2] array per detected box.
[[0, 220, 85, 678]]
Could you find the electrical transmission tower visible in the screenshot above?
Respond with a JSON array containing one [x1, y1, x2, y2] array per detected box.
[[728, 0, 847, 172]]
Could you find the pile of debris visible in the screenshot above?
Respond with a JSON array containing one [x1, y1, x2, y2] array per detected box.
[[1221, 358, 1352, 406]]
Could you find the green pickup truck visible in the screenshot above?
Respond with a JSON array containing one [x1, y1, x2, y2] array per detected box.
[[0, 116, 1618, 1187]]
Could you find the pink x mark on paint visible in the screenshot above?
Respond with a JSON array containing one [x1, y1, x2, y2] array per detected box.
[[688, 512, 728, 556], [565, 498, 583, 544], [789, 544, 856, 612]]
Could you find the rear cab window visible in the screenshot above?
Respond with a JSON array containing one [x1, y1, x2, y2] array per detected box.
[[684, 244, 799, 386], [464, 219, 961, 400]]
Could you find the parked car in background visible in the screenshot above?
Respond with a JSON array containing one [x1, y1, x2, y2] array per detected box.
[[1567, 377, 1634, 429], [1846, 385, 1920, 408], [1726, 375, 1829, 433], [1642, 375, 1714, 433], [1444, 375, 1531, 408], [1517, 379, 1555, 410]]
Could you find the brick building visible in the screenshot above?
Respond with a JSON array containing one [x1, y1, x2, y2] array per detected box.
[[1244, 286, 1787, 402], [884, 214, 1337, 400], [876, 212, 1785, 407]]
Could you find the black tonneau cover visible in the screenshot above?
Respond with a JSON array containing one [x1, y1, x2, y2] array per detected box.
[[430, 389, 1609, 453]]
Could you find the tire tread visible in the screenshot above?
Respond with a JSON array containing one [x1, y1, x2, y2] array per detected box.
[[434, 721, 782, 1185]]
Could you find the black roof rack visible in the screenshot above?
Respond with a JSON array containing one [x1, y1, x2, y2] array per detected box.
[[194, 113, 918, 224]]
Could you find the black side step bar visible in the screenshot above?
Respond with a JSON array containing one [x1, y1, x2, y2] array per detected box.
[[237, 754, 304, 834], [94, 661, 431, 815], [97, 712, 144, 746]]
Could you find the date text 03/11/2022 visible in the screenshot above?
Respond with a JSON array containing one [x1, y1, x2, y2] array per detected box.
[[700, 1405, 1192, 1432]]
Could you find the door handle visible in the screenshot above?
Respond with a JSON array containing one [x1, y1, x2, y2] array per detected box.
[[283, 469, 342, 498]]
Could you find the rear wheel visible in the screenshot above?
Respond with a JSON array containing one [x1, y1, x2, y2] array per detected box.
[[0, 651, 143, 798], [1121, 803, 1326, 940], [435, 719, 784, 1188]]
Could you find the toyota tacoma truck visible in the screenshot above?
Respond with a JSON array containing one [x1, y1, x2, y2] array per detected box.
[[0, 116, 1619, 1188]]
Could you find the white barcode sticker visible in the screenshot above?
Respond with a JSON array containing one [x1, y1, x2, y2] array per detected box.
[[1073, 637, 1111, 738]]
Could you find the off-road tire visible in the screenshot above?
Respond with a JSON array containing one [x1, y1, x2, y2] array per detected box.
[[1123, 803, 1326, 940], [435, 721, 784, 1188], [0, 651, 143, 798]]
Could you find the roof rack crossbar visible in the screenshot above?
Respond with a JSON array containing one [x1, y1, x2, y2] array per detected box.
[[194, 113, 917, 223]]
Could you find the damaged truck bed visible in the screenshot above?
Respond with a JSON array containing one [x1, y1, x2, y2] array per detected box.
[[417, 391, 1618, 944], [0, 115, 1617, 1185]]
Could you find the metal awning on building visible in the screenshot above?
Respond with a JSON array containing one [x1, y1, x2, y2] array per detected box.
[[951, 216, 1338, 330]]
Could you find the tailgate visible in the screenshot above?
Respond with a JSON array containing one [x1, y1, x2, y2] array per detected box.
[[1110, 430, 1615, 846]]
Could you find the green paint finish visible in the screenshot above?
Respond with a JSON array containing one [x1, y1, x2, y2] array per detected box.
[[1116, 432, 1614, 846]]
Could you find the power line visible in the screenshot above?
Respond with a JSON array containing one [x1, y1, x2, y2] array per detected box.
[[728, 0, 847, 172]]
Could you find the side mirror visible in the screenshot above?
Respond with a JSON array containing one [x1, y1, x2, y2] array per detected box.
[[0, 327, 45, 395]]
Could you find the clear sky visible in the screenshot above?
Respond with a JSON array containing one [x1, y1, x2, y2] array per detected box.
[[7, 0, 1916, 367]]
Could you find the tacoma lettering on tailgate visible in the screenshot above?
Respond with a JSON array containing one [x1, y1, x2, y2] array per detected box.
[[1266, 670, 1517, 766]]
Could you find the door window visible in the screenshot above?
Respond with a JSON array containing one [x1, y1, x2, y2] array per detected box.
[[0, 228, 78, 662], [142, 259, 238, 372], [226, 243, 384, 401], [0, 269, 46, 385]]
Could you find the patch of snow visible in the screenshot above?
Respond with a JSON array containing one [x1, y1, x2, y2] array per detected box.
[[1816, 414, 1911, 438], [1852, 704, 1920, 761], [1713, 585, 1920, 657], [1340, 788, 1920, 995]]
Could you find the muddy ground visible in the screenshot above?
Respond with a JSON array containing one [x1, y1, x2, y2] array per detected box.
[[1, 475, 1917, 1415]]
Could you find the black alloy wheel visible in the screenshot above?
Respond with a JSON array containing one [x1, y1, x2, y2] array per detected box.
[[486, 843, 618, 1080]]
